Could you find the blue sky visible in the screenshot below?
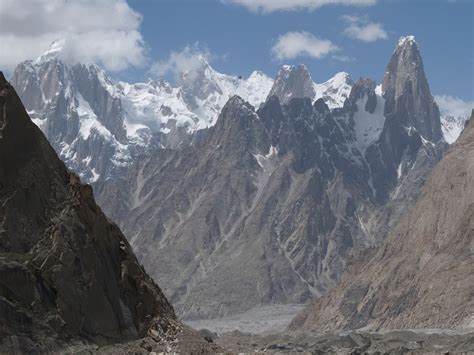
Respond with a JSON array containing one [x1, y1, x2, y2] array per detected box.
[[124, 0, 474, 101]]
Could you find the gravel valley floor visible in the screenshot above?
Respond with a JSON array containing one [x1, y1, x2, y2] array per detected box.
[[184, 306, 474, 353], [214, 329, 474, 353]]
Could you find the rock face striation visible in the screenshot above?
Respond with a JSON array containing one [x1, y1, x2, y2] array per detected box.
[[95, 37, 447, 320], [289, 110, 474, 332], [0, 72, 180, 352]]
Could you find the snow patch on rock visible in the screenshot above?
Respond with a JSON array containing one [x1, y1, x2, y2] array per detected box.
[[352, 94, 386, 154]]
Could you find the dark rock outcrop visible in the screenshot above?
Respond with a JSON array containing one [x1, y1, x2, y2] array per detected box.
[[0, 72, 182, 352]]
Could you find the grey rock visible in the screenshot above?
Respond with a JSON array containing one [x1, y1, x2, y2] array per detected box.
[[267, 64, 316, 104], [382, 36, 443, 142]]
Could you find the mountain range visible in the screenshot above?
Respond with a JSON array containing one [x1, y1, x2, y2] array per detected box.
[[11, 38, 467, 184], [8, 36, 470, 322], [93, 36, 448, 319]]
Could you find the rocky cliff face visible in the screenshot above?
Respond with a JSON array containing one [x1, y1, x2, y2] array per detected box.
[[267, 64, 316, 104], [290, 110, 474, 332], [94, 37, 446, 320], [382, 36, 442, 142], [11, 56, 131, 183], [0, 72, 203, 352]]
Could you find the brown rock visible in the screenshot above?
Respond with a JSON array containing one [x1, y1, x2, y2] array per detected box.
[[0, 71, 176, 351]]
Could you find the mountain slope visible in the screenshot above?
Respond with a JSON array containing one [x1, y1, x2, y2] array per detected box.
[[0, 72, 219, 353], [290, 110, 474, 332], [95, 94, 371, 319]]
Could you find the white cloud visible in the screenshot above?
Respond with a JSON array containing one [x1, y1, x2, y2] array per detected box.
[[332, 54, 354, 62], [272, 31, 339, 61], [0, 0, 145, 72], [225, 0, 377, 13], [341, 15, 388, 42], [435, 95, 473, 118], [151, 44, 211, 81]]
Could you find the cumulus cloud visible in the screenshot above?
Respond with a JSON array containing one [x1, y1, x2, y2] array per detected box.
[[341, 15, 388, 42], [225, 0, 377, 13], [0, 0, 145, 72], [151, 44, 211, 81], [271, 31, 339, 61], [435, 95, 474, 118]]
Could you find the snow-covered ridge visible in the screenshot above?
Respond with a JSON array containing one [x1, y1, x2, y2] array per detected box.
[[111, 57, 274, 142], [106, 59, 355, 142], [314, 71, 353, 109], [14, 41, 391, 183], [28, 42, 360, 144], [34, 39, 65, 65]]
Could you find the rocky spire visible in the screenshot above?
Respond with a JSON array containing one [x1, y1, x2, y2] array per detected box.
[[382, 35, 442, 142], [267, 64, 316, 104], [207, 95, 269, 156]]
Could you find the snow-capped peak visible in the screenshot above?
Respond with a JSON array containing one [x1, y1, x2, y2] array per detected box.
[[329, 72, 352, 85], [397, 35, 416, 47], [268, 64, 315, 104], [248, 70, 267, 80], [314, 72, 354, 109], [279, 64, 310, 75], [34, 39, 65, 64]]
